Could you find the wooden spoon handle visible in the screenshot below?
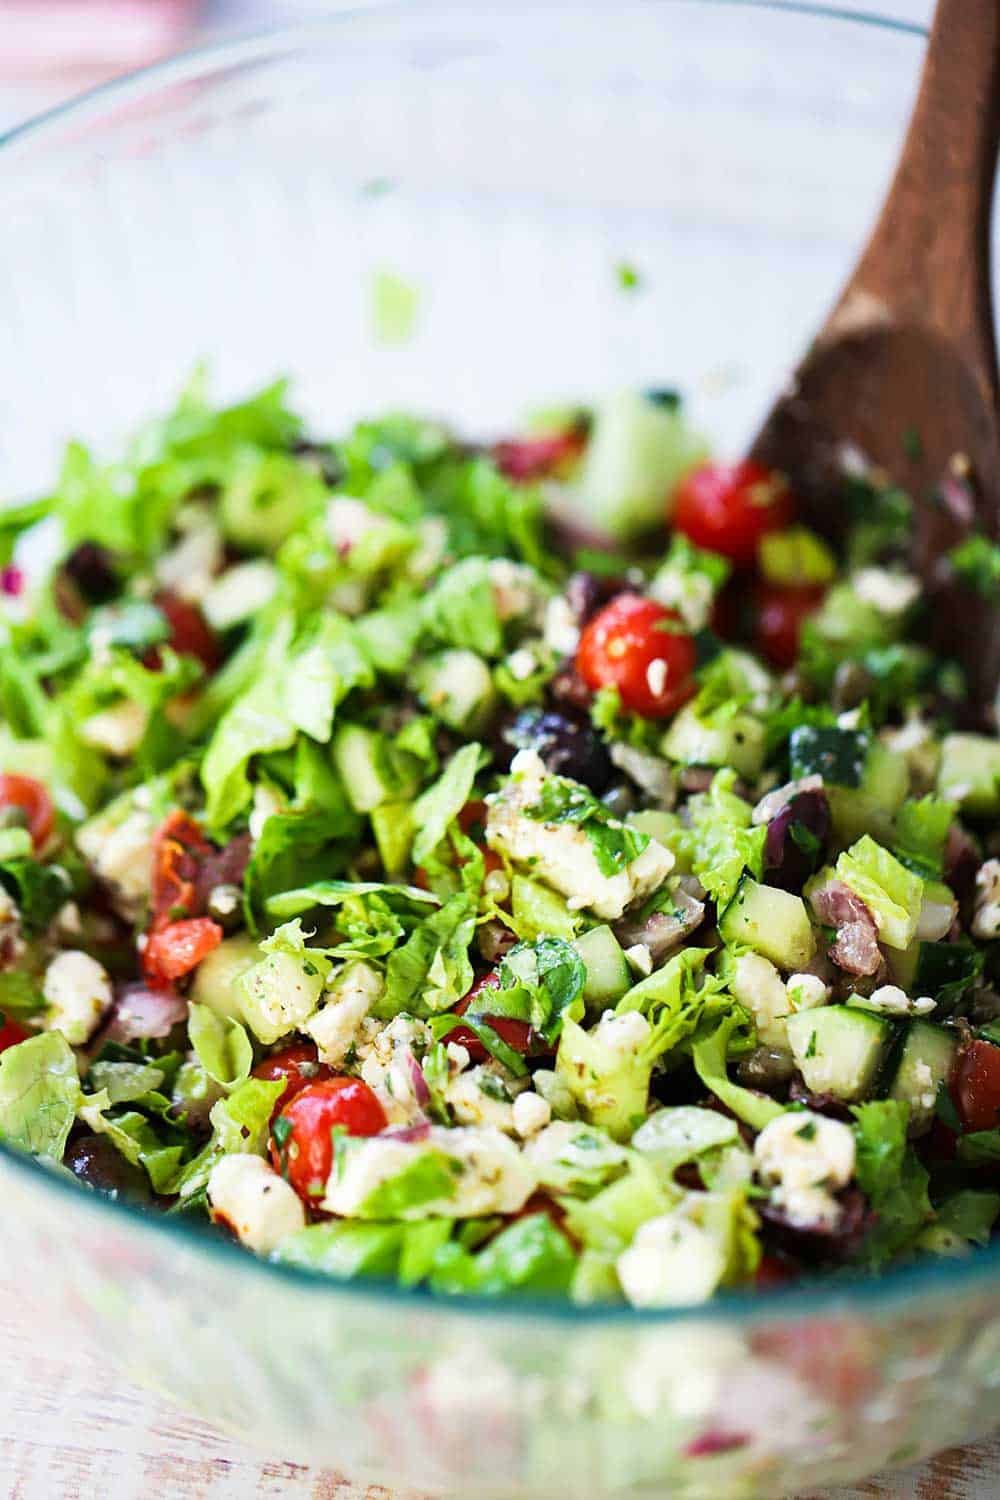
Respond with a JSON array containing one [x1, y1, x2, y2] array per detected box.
[[836, 0, 1000, 400]]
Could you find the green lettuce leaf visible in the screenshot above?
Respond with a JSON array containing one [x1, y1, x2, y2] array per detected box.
[[187, 1003, 253, 1091], [686, 769, 766, 909], [422, 557, 503, 657], [690, 1011, 785, 1132], [381, 894, 476, 1018], [428, 1213, 577, 1297], [411, 742, 484, 866], [0, 1031, 80, 1160]]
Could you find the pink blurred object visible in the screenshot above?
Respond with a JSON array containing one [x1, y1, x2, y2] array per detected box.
[[0, 0, 199, 81]]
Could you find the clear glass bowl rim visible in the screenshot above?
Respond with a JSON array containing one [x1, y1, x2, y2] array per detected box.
[[3, 0, 979, 1328]]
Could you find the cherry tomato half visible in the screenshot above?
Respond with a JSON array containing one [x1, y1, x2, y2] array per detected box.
[[271, 1078, 387, 1202], [953, 1039, 1000, 1133], [0, 774, 54, 852], [673, 460, 792, 567], [252, 1042, 334, 1118], [752, 582, 826, 669], [143, 916, 222, 984], [576, 593, 696, 719], [449, 971, 536, 1062]]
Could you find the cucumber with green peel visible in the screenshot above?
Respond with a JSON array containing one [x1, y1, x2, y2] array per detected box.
[[937, 733, 1000, 816], [414, 649, 496, 733], [827, 743, 910, 845], [512, 875, 577, 942], [575, 391, 707, 541], [331, 724, 399, 814], [573, 925, 632, 1009], [787, 1004, 895, 1102], [718, 875, 815, 970], [660, 703, 766, 780], [626, 810, 692, 872], [887, 1020, 959, 1133], [189, 933, 259, 1022]]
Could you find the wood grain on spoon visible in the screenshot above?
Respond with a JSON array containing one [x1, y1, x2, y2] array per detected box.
[[751, 0, 1000, 714]]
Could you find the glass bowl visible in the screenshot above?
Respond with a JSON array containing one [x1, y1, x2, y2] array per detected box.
[[3, 4, 1000, 1495]]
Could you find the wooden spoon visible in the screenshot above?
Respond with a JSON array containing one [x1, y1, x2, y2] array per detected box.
[[750, 0, 1000, 715]]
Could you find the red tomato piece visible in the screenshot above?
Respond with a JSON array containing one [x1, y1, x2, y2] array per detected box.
[[576, 593, 696, 719], [271, 1078, 387, 1201], [0, 1015, 29, 1053], [953, 1039, 1000, 1133], [149, 591, 220, 673], [450, 971, 536, 1062], [252, 1042, 334, 1117], [151, 809, 214, 924], [673, 460, 793, 567], [493, 431, 584, 482], [0, 774, 54, 852], [143, 916, 223, 983], [752, 582, 826, 669]]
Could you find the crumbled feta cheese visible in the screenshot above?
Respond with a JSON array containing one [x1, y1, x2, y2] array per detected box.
[[406, 516, 448, 580], [852, 567, 920, 616], [785, 972, 828, 1011], [512, 1091, 551, 1138], [304, 961, 383, 1065], [617, 1198, 728, 1308], [42, 949, 113, 1045], [608, 743, 676, 808], [647, 564, 715, 631], [911, 1059, 938, 1114], [79, 701, 150, 757], [322, 1125, 536, 1218], [487, 750, 674, 920], [543, 594, 580, 656], [446, 1041, 472, 1073], [754, 1110, 855, 1230], [155, 520, 222, 604], [487, 559, 546, 624], [358, 1014, 433, 1125], [77, 807, 156, 918], [973, 860, 1000, 940], [751, 775, 824, 827], [207, 1155, 305, 1255], [248, 782, 285, 843], [729, 952, 790, 1048], [861, 985, 936, 1018], [447, 1065, 518, 1133], [624, 943, 653, 977], [505, 647, 537, 682]]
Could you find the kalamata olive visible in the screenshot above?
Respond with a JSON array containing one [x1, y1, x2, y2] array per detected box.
[[64, 1133, 152, 1203], [493, 707, 613, 793], [547, 663, 594, 712], [764, 789, 830, 891], [63, 541, 120, 603]]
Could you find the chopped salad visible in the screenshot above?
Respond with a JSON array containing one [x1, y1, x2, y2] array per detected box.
[[2, 375, 1000, 1305]]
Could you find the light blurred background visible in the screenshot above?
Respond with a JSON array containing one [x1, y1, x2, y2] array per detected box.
[[0, 0, 935, 136]]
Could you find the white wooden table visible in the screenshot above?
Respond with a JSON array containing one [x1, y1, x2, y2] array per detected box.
[[0, 1294, 996, 1500]]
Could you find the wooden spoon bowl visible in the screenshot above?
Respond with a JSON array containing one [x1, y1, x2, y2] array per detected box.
[[751, 0, 1000, 714]]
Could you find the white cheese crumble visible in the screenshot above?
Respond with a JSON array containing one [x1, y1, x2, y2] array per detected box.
[[617, 1197, 728, 1308], [973, 859, 1000, 940], [325, 495, 393, 550], [79, 700, 150, 758], [358, 1014, 433, 1126], [624, 943, 654, 977], [729, 952, 790, 1048], [543, 594, 580, 656], [647, 563, 715, 632], [304, 961, 384, 1065], [505, 647, 537, 682], [785, 972, 829, 1011], [851, 567, 920, 616], [155, 520, 222, 604], [487, 559, 546, 624], [207, 1155, 305, 1255], [446, 1065, 519, 1133], [512, 1091, 552, 1138], [862, 985, 936, 1017], [77, 807, 156, 918], [202, 560, 278, 631], [486, 750, 673, 920], [322, 1125, 536, 1219], [753, 1109, 855, 1230], [42, 949, 113, 1045]]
